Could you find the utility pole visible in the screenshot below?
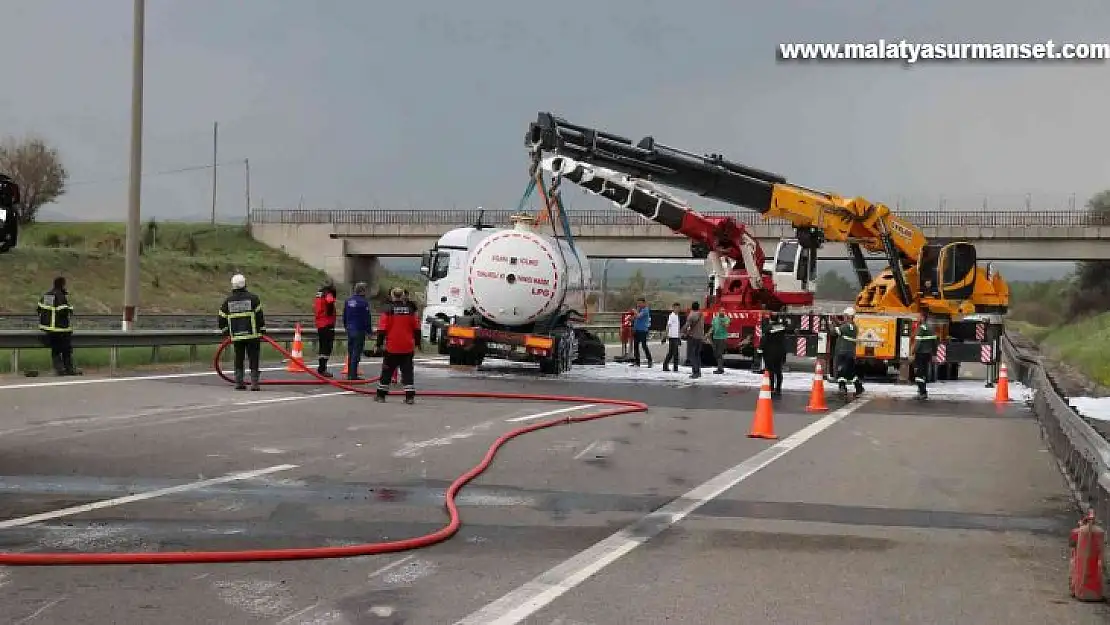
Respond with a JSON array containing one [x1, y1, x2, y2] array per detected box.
[[244, 158, 251, 230], [122, 0, 145, 332], [210, 121, 218, 225]]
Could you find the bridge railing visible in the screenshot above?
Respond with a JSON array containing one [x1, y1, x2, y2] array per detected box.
[[249, 208, 1110, 228], [1001, 330, 1110, 523]]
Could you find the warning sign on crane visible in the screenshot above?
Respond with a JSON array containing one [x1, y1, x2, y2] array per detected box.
[[858, 327, 883, 347]]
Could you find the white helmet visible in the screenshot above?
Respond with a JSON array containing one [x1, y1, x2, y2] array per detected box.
[[231, 274, 246, 289], [843, 306, 855, 316]]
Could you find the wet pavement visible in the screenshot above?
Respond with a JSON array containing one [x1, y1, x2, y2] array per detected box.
[[0, 356, 1104, 624]]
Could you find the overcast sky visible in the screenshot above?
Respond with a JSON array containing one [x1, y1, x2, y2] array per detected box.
[[2, 0, 1108, 221]]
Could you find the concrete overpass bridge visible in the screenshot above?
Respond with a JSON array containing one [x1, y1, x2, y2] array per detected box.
[[248, 208, 1110, 285]]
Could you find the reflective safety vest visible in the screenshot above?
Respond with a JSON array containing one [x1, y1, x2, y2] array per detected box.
[[914, 322, 938, 355], [834, 322, 857, 355], [218, 288, 265, 341], [37, 288, 73, 333]]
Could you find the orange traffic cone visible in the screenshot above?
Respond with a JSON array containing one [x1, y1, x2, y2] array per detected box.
[[748, 371, 778, 440], [994, 362, 1010, 403], [806, 359, 829, 412], [340, 355, 349, 376], [286, 323, 306, 372]]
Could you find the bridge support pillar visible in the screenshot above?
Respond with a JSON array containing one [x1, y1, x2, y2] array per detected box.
[[344, 255, 382, 297]]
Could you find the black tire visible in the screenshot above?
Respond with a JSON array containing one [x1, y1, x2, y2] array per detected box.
[[436, 330, 449, 356], [573, 329, 606, 365], [540, 327, 574, 374], [448, 348, 465, 366]]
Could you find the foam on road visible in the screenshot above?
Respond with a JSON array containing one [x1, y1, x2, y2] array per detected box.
[[0, 359, 1099, 624]]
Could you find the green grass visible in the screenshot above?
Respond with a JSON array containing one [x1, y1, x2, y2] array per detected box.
[[0, 221, 420, 315], [1037, 313, 1110, 387], [1007, 313, 1110, 387], [0, 338, 358, 375]]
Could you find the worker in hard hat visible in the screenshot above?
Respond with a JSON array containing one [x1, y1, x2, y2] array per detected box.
[[831, 306, 864, 398], [313, 278, 338, 377], [374, 287, 422, 404], [759, 311, 789, 397], [911, 314, 938, 399], [218, 273, 266, 391]]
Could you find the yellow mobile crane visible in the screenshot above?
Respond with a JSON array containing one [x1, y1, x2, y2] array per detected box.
[[526, 112, 1011, 382]]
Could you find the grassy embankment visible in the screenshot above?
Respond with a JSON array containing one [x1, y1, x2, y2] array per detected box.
[[1004, 279, 1110, 388], [0, 222, 419, 375]]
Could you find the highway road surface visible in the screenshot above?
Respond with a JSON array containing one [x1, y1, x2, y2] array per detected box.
[[0, 354, 1106, 624]]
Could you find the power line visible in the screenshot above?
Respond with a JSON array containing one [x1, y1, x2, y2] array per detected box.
[[68, 159, 244, 187]]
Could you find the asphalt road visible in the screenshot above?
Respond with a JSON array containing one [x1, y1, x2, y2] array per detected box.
[[0, 356, 1105, 624]]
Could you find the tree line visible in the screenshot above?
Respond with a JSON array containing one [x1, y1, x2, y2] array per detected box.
[[0, 135, 68, 224]]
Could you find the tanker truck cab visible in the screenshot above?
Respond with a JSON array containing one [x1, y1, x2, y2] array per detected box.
[[419, 226, 494, 350]]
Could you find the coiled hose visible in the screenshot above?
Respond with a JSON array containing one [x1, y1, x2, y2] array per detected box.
[[0, 334, 648, 565]]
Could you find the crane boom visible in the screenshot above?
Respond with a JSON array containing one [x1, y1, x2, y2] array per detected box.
[[538, 154, 765, 291], [526, 112, 1009, 319]]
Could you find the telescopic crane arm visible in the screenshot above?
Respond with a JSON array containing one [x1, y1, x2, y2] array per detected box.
[[526, 112, 928, 307], [535, 154, 766, 290]]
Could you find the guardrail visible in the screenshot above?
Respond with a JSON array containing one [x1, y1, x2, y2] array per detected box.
[[0, 313, 624, 331], [1000, 330, 1109, 524], [0, 314, 318, 331], [250, 208, 1109, 229], [0, 328, 321, 375], [0, 325, 626, 375]]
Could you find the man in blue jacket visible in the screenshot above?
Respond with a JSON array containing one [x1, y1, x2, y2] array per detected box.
[[342, 282, 372, 380], [631, 297, 653, 367]]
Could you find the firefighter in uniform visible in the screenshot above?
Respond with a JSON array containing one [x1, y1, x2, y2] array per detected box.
[[911, 316, 938, 399], [374, 287, 422, 404], [759, 311, 788, 397], [832, 306, 865, 397], [0, 173, 19, 253], [38, 276, 77, 376], [218, 274, 266, 391], [313, 279, 338, 377]]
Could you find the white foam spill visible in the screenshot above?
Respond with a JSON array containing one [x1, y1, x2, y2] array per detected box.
[[419, 359, 1031, 402], [381, 558, 437, 585], [211, 578, 296, 618]]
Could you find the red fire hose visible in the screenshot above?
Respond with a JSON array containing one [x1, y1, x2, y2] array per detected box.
[[0, 335, 648, 566]]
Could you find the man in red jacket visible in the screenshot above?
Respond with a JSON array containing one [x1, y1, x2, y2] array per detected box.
[[374, 287, 422, 404], [313, 279, 338, 377]]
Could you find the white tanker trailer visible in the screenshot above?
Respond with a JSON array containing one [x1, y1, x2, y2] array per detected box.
[[419, 213, 606, 374]]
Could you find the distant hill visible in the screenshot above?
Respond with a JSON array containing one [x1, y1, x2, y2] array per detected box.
[[0, 222, 418, 314]]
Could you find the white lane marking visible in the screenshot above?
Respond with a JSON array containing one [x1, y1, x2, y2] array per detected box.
[[393, 421, 496, 458], [454, 398, 872, 625], [572, 440, 600, 460], [0, 357, 448, 391], [504, 404, 596, 423], [368, 554, 416, 579], [391, 404, 603, 458], [0, 391, 351, 439], [0, 366, 288, 390], [0, 464, 297, 529], [14, 596, 66, 624]]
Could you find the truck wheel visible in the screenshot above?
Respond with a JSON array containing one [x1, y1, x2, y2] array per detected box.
[[448, 348, 465, 366], [541, 327, 573, 374], [573, 329, 606, 365], [437, 331, 449, 356]]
